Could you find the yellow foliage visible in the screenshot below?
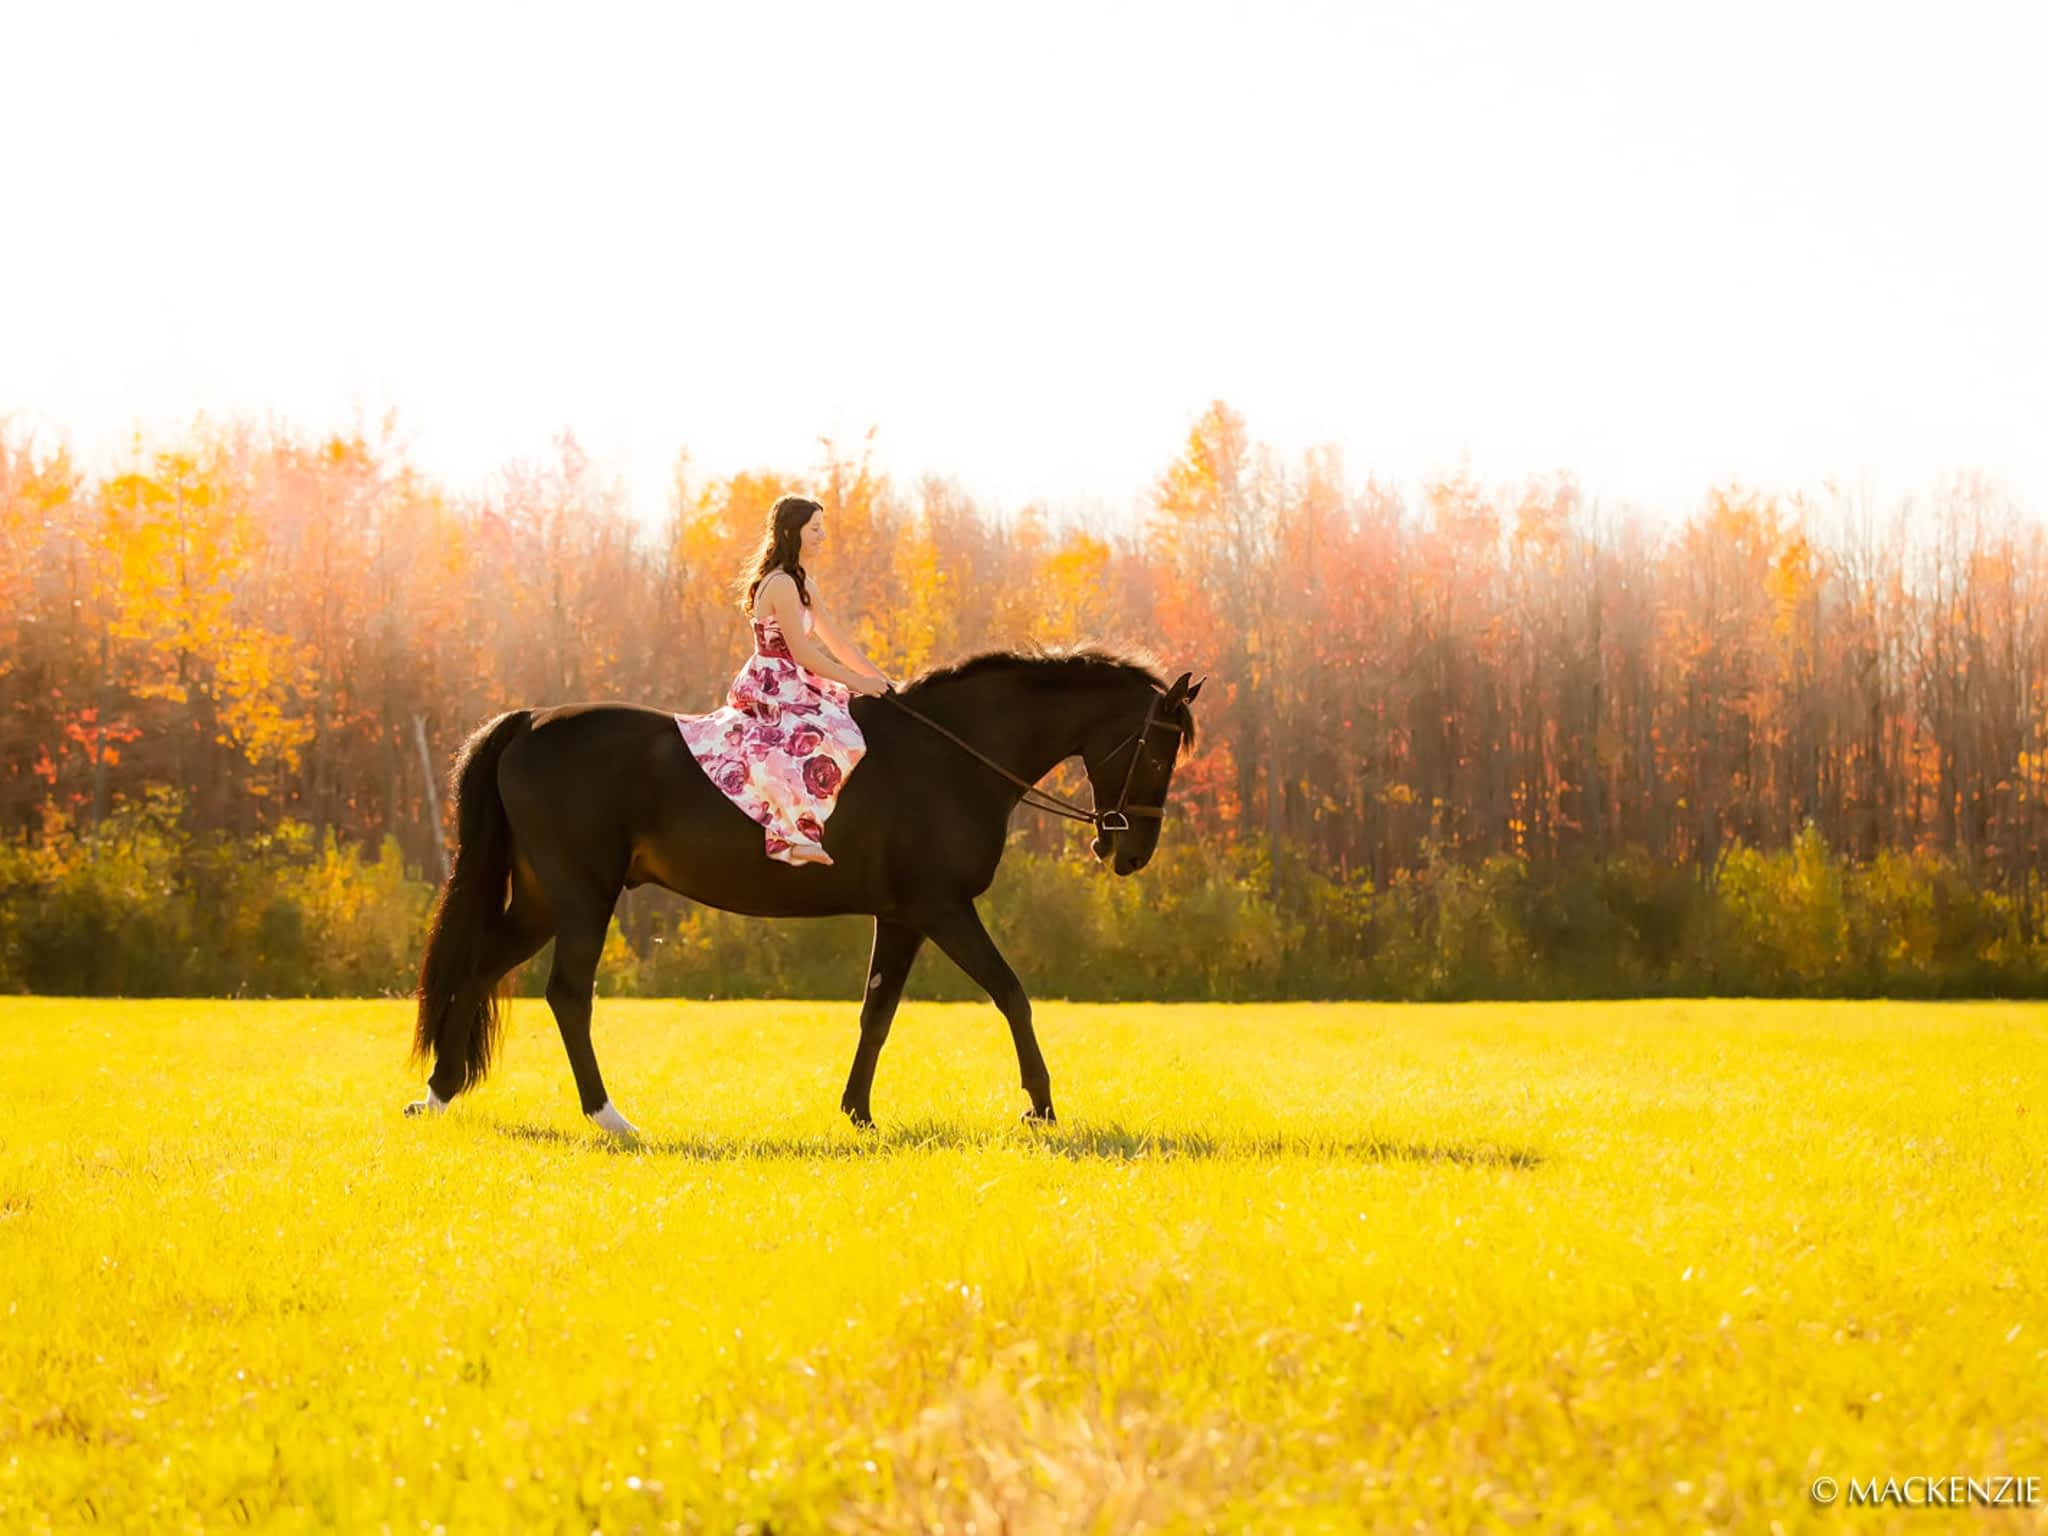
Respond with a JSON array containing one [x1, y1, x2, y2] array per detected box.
[[1036, 531, 1111, 645], [893, 510, 949, 674], [215, 625, 317, 771], [1768, 529, 1819, 643], [1152, 401, 1248, 527]]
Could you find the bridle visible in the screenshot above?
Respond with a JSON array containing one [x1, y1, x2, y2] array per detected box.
[[879, 685, 1184, 834], [1092, 685, 1181, 833], [880, 686, 1180, 833]]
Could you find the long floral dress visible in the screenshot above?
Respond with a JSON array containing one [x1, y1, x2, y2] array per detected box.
[[675, 602, 867, 865]]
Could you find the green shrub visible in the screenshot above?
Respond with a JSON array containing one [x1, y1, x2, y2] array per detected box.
[[2, 796, 2042, 1000]]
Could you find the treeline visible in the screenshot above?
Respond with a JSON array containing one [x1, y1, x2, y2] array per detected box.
[[3, 405, 2046, 996]]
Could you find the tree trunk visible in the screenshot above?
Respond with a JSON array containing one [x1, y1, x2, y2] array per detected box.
[[414, 714, 451, 885]]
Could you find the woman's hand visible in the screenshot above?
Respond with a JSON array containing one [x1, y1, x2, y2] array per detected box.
[[847, 673, 890, 698]]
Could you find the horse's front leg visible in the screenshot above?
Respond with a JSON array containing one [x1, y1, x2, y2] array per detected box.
[[916, 901, 1054, 1122], [840, 917, 925, 1128]]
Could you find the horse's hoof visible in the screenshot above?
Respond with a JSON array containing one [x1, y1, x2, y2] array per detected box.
[[405, 1087, 448, 1118], [588, 1100, 640, 1139], [1022, 1106, 1057, 1126]]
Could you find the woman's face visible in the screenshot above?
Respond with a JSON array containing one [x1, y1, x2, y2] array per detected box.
[[800, 509, 825, 556]]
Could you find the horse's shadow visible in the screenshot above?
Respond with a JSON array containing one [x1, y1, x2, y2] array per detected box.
[[485, 1117, 1544, 1169]]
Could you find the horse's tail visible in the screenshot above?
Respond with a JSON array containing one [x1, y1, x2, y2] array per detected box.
[[412, 709, 531, 1093]]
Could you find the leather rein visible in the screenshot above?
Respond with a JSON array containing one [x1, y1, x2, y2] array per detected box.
[[877, 685, 1182, 833]]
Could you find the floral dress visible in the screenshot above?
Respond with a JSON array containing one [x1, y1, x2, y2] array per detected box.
[[675, 601, 867, 865]]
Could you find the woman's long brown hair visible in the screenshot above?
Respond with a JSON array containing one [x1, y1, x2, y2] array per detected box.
[[739, 495, 822, 613]]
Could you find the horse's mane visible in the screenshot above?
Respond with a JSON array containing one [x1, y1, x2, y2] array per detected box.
[[903, 641, 1162, 694], [899, 642, 1196, 749]]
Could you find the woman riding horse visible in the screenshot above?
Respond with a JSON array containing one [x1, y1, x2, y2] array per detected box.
[[678, 496, 892, 865], [409, 494, 1202, 1136]]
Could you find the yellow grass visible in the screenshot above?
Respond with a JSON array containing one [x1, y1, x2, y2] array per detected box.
[[2, 997, 2045, 1533]]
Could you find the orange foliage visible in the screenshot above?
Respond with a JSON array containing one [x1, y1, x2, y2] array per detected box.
[[0, 412, 2043, 905]]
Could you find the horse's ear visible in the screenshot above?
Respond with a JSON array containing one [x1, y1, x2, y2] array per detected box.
[[1187, 675, 1205, 702], [1165, 671, 1193, 701]]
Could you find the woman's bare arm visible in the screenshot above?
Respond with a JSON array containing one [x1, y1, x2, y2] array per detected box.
[[807, 590, 892, 685], [757, 574, 885, 694]]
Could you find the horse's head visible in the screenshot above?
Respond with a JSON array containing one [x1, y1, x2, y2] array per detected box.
[[1084, 671, 1203, 876]]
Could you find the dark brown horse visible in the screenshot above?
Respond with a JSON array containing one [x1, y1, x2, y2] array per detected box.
[[408, 649, 1202, 1135]]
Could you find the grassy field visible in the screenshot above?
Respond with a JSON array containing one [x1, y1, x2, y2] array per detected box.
[[2, 997, 2045, 1533]]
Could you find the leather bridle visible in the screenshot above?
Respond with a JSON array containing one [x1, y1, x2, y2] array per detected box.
[[879, 685, 1185, 834]]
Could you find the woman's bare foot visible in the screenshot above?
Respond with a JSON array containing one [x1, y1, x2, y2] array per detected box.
[[787, 844, 833, 866]]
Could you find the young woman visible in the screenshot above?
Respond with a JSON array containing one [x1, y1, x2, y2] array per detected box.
[[676, 495, 895, 865]]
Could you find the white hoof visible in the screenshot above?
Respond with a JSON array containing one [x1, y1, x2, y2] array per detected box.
[[404, 1086, 449, 1117], [588, 1100, 640, 1138]]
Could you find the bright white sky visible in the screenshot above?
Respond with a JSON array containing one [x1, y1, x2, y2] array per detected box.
[[3, 0, 2043, 526]]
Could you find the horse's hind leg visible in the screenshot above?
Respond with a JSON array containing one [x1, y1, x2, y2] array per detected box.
[[545, 895, 637, 1138], [409, 891, 552, 1115]]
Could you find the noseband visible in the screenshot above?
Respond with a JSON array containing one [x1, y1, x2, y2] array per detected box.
[[880, 685, 1184, 834]]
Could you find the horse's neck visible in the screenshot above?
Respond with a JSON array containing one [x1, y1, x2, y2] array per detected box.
[[920, 669, 1121, 785]]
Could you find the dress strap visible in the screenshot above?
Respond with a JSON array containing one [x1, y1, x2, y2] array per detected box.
[[754, 568, 802, 619]]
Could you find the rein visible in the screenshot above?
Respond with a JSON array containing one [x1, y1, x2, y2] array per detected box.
[[878, 686, 1179, 833]]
